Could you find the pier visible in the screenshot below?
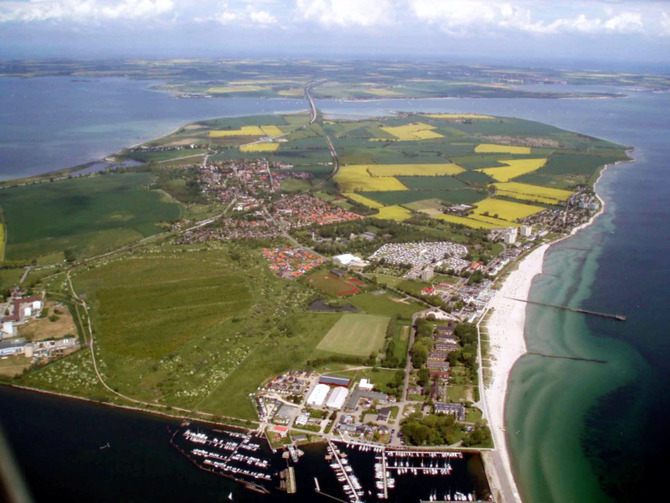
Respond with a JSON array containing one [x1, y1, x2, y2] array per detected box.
[[326, 439, 362, 503], [507, 297, 626, 321], [381, 449, 389, 500]]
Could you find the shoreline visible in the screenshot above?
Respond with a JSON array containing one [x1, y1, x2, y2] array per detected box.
[[483, 243, 548, 503], [482, 153, 634, 502]]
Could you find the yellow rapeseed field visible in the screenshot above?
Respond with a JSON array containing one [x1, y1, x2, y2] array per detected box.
[[476, 158, 547, 182], [473, 197, 544, 221], [277, 88, 304, 97], [493, 182, 573, 205], [239, 142, 280, 153], [375, 206, 414, 221], [209, 126, 265, 137], [426, 113, 495, 120], [380, 123, 444, 141], [433, 214, 501, 229], [335, 165, 408, 192], [367, 163, 464, 177], [206, 85, 264, 94], [475, 143, 532, 154], [343, 193, 385, 209], [260, 125, 284, 136]]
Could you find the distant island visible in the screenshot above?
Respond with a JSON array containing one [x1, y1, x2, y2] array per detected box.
[[0, 69, 631, 502]]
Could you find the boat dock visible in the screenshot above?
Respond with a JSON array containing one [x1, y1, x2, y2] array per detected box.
[[171, 426, 273, 494], [326, 439, 363, 503], [507, 297, 626, 321], [279, 467, 296, 494]]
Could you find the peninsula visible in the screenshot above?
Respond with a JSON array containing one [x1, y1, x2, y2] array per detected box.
[[0, 73, 631, 502]]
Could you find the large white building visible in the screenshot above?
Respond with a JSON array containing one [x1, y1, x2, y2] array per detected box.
[[325, 387, 349, 410], [306, 384, 330, 407], [520, 225, 533, 238], [333, 253, 369, 270], [504, 227, 518, 245]]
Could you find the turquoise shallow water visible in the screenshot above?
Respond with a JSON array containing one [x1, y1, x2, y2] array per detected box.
[[0, 78, 668, 502]]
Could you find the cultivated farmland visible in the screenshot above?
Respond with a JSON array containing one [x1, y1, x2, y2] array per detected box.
[[209, 125, 283, 138], [380, 123, 444, 141], [240, 142, 280, 153], [473, 198, 545, 221], [375, 205, 414, 221], [476, 158, 547, 182], [493, 182, 574, 204], [475, 143, 532, 154], [343, 192, 385, 209], [316, 313, 390, 357], [367, 163, 464, 177], [425, 113, 495, 120], [434, 214, 500, 229], [335, 165, 408, 192], [0, 173, 180, 261]]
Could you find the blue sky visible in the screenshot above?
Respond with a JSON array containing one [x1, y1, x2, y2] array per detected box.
[[1, 0, 669, 65]]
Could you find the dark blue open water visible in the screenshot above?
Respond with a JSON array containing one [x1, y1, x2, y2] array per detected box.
[[1, 76, 669, 502], [0, 77, 305, 180]]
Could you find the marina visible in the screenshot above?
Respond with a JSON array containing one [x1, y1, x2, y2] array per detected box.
[[168, 420, 490, 501], [170, 423, 274, 494]]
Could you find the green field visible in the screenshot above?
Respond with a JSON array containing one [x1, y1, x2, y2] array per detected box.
[[0, 173, 181, 260], [67, 247, 262, 406], [316, 313, 389, 356], [198, 312, 342, 419], [396, 176, 469, 190], [349, 292, 424, 319], [125, 149, 209, 163], [360, 189, 486, 206]]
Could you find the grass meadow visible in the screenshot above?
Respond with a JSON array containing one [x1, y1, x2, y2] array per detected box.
[[0, 173, 181, 261]]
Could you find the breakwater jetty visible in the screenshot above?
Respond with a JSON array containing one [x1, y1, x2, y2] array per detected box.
[[527, 352, 607, 364], [507, 297, 626, 321]]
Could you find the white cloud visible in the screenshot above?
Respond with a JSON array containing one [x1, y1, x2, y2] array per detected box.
[[409, 0, 649, 36], [211, 2, 277, 26], [661, 12, 670, 36], [296, 0, 394, 28], [0, 0, 174, 23], [526, 11, 645, 35]]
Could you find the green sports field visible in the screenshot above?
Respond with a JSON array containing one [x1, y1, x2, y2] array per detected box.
[[316, 313, 389, 356]]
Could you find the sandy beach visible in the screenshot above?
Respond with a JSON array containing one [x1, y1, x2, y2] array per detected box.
[[482, 243, 550, 503]]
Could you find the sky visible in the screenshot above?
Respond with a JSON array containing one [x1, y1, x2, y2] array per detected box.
[[0, 0, 669, 66]]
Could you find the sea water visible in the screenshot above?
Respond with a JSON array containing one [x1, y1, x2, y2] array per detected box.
[[1, 76, 669, 502], [0, 76, 306, 180]]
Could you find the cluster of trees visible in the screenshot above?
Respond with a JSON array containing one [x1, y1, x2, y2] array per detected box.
[[401, 413, 492, 448], [305, 354, 366, 369], [462, 420, 493, 447], [411, 318, 435, 368], [401, 413, 462, 446], [376, 370, 405, 399], [448, 323, 479, 383]]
